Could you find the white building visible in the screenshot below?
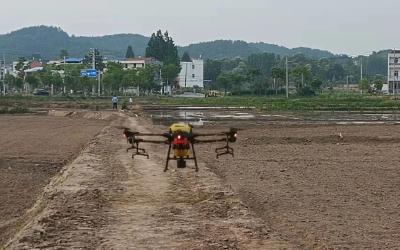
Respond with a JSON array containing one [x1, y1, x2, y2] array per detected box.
[[386, 50, 400, 93], [112, 57, 157, 70], [178, 59, 204, 88]]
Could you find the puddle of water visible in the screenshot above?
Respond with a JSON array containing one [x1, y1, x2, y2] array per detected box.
[[336, 121, 386, 125], [145, 107, 400, 127]]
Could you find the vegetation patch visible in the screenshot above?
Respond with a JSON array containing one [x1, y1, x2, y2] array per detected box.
[[0, 106, 30, 114]]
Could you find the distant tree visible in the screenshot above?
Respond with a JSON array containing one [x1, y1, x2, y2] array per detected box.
[[271, 67, 285, 80], [125, 46, 135, 58], [271, 67, 285, 95], [146, 30, 181, 92], [122, 69, 140, 89], [146, 30, 180, 66], [25, 73, 41, 89], [204, 59, 222, 84], [63, 64, 85, 92], [374, 79, 384, 91], [216, 73, 231, 94], [140, 65, 159, 91], [181, 52, 192, 62], [292, 64, 312, 88], [15, 77, 24, 90], [162, 64, 181, 87], [359, 78, 370, 94], [247, 53, 278, 76], [310, 78, 323, 92], [83, 49, 105, 71], [4, 74, 16, 90], [297, 86, 316, 96], [326, 63, 345, 82], [39, 67, 63, 90], [60, 49, 69, 59], [15, 57, 27, 73]]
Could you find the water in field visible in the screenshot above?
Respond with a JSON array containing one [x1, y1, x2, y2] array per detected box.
[[144, 105, 400, 126]]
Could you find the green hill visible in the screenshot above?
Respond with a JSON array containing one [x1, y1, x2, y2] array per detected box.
[[180, 40, 334, 60], [0, 25, 345, 62], [0, 26, 149, 61]]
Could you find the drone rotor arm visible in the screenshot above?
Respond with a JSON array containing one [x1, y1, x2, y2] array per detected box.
[[193, 138, 227, 144]]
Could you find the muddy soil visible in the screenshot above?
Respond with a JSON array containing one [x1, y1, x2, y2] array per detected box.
[[198, 123, 400, 249], [0, 115, 108, 247], [5, 114, 291, 249]]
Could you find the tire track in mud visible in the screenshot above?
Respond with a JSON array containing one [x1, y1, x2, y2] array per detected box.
[[6, 114, 291, 249]]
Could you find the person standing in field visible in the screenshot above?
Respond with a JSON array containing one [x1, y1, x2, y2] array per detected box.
[[129, 97, 133, 109], [112, 95, 118, 110]]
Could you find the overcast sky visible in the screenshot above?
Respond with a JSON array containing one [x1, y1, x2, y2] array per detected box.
[[1, 0, 399, 55]]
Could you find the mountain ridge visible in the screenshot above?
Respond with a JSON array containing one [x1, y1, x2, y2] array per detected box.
[[0, 25, 337, 61]]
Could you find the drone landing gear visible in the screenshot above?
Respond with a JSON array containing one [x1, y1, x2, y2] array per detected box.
[[215, 140, 234, 158], [164, 143, 199, 172], [128, 141, 149, 159]]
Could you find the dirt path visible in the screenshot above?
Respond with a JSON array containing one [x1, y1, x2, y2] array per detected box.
[[5, 114, 291, 249]]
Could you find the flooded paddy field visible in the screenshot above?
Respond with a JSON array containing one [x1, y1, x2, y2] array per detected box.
[[144, 105, 400, 126]]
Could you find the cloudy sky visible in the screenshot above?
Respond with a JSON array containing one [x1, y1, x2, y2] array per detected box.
[[1, 0, 399, 55]]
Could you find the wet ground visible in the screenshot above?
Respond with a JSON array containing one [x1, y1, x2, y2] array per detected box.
[[145, 105, 400, 126]]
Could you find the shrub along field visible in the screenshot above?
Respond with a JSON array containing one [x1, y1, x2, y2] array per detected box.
[[152, 93, 400, 112], [2, 93, 400, 112]]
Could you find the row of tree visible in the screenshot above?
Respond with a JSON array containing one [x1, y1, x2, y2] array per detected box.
[[204, 53, 386, 95], [3, 28, 388, 96], [3, 30, 182, 95]]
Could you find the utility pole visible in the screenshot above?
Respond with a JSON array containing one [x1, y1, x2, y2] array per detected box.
[[347, 75, 350, 94], [2, 54, 6, 96], [98, 71, 101, 97], [63, 56, 66, 94], [285, 56, 289, 99], [184, 63, 188, 88], [1, 54, 4, 96], [360, 57, 363, 81], [394, 49, 397, 96], [159, 67, 164, 95], [360, 57, 364, 94], [92, 48, 96, 70]]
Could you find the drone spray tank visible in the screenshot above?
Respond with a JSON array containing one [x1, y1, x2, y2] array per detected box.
[[169, 123, 193, 168]]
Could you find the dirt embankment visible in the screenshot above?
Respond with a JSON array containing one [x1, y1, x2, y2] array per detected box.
[[0, 115, 108, 247], [199, 123, 400, 249], [5, 114, 292, 249]]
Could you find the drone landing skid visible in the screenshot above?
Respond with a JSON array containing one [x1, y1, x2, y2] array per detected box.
[[164, 143, 199, 172], [127, 142, 149, 159], [215, 143, 234, 158]]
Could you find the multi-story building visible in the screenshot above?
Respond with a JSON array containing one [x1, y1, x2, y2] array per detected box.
[[386, 50, 400, 93], [112, 57, 158, 70], [12, 60, 43, 76], [47, 58, 84, 65], [178, 59, 204, 88]]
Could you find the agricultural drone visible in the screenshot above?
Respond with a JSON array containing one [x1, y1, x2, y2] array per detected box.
[[123, 123, 238, 172]]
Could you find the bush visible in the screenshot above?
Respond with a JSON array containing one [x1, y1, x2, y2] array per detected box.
[[121, 100, 128, 110], [0, 106, 29, 114], [297, 86, 316, 97]]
